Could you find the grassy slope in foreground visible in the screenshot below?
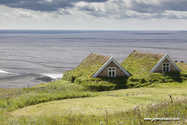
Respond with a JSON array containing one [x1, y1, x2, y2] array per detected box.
[[10, 81, 187, 125], [0, 80, 96, 113]]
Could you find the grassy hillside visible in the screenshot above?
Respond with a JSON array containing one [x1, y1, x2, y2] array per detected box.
[[0, 80, 95, 114], [4, 81, 187, 125]]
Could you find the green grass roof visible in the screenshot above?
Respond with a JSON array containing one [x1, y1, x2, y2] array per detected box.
[[121, 51, 164, 75], [65, 53, 110, 79]]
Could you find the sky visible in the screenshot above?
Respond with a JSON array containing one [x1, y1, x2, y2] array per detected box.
[[0, 0, 187, 30]]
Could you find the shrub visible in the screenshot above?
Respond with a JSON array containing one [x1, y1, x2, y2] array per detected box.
[[168, 79, 174, 83], [129, 77, 139, 82], [134, 84, 141, 88], [62, 73, 76, 82], [159, 78, 165, 83], [127, 82, 136, 87], [141, 82, 152, 87], [84, 83, 115, 92], [139, 78, 147, 83]]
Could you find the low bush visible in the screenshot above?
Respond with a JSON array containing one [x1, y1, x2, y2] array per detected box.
[[139, 78, 147, 83], [84, 83, 115, 91], [129, 77, 139, 82], [62, 73, 76, 82]]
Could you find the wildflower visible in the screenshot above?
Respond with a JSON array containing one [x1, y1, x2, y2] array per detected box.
[[168, 94, 173, 103], [185, 120, 187, 123], [152, 103, 156, 106], [133, 105, 139, 110], [133, 106, 137, 109], [100, 122, 104, 125], [105, 109, 108, 113], [177, 110, 180, 117], [119, 122, 123, 124]]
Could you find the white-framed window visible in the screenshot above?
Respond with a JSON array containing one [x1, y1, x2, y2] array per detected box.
[[162, 62, 170, 72], [108, 67, 116, 77]]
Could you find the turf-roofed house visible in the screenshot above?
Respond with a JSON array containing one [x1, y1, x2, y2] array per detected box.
[[121, 50, 183, 86], [62, 53, 131, 91], [150, 53, 181, 73], [121, 50, 181, 75], [92, 55, 131, 78]]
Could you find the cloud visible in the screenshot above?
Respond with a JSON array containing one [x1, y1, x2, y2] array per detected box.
[[75, 0, 187, 20], [128, 0, 164, 13], [76, 18, 83, 21], [0, 0, 108, 12], [41, 13, 60, 19], [13, 9, 40, 18], [76, 2, 105, 12], [162, 10, 187, 19], [58, 8, 75, 15], [129, 0, 187, 13], [3, 13, 13, 18], [1, 0, 187, 20]]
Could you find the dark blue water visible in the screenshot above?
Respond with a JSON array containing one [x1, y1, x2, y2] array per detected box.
[[0, 30, 187, 74]]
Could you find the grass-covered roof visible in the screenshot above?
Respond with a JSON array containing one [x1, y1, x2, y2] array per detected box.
[[64, 53, 110, 79], [63, 51, 187, 91], [121, 50, 164, 75]]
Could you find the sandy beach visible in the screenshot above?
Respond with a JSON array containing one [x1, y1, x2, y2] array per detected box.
[[0, 71, 63, 88]]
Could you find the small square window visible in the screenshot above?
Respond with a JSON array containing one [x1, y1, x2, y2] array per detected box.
[[162, 63, 170, 72], [108, 67, 116, 77]]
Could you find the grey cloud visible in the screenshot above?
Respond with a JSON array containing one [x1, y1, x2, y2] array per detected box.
[[129, 0, 187, 13], [13, 9, 40, 18], [76, 0, 187, 20], [163, 0, 187, 12], [0, 0, 108, 12], [2, 0, 187, 20], [129, 0, 164, 13], [77, 4, 103, 12], [3, 13, 12, 18]]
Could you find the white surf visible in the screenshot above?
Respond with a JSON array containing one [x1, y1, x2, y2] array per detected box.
[[42, 74, 63, 79]]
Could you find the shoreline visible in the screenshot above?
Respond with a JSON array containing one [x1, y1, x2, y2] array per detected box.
[[0, 69, 63, 88]]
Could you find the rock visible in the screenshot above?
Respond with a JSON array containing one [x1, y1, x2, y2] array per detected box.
[[35, 76, 54, 82]]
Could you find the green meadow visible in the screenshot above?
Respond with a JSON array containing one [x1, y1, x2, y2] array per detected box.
[[0, 80, 186, 125]]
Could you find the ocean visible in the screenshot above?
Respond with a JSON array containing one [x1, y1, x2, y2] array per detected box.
[[0, 30, 187, 88]]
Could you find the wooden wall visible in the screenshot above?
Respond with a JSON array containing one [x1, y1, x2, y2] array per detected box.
[[97, 61, 127, 77], [154, 58, 178, 72]]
